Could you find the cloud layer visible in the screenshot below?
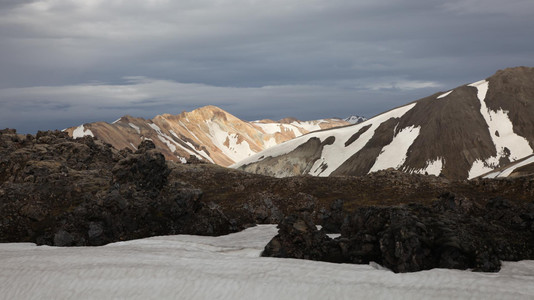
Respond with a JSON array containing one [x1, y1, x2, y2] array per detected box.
[[1, 0, 533, 132]]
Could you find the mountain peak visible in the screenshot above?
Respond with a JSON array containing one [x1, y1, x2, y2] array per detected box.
[[65, 105, 350, 167], [234, 67, 534, 180]]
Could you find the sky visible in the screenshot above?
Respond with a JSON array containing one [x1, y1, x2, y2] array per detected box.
[[1, 0, 533, 133]]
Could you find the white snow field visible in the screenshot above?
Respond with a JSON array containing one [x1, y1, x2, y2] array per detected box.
[[1, 225, 533, 300]]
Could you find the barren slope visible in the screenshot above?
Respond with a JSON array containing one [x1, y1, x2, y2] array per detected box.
[[234, 67, 534, 180]]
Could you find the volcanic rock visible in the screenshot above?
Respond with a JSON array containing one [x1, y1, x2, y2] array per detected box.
[[262, 194, 534, 273]]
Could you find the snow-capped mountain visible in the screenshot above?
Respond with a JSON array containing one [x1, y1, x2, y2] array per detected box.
[[233, 67, 534, 180], [344, 115, 367, 124], [64, 105, 349, 166]]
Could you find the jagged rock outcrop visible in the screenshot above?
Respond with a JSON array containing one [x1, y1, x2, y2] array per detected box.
[[235, 67, 534, 180], [262, 214, 343, 262], [0, 129, 235, 246], [262, 194, 534, 273]]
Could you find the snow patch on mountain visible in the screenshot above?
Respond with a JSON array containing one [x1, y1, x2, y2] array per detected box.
[[283, 124, 302, 136], [263, 137, 278, 149], [182, 139, 213, 163], [156, 135, 176, 153], [369, 125, 421, 173], [290, 121, 323, 132], [310, 103, 417, 176], [437, 90, 453, 99], [252, 122, 307, 137], [252, 122, 282, 135], [72, 125, 94, 139], [206, 121, 255, 162], [177, 121, 201, 143], [148, 122, 206, 162], [128, 123, 140, 134], [235, 104, 416, 176], [467, 80, 533, 179], [148, 123, 162, 134], [413, 158, 444, 176]]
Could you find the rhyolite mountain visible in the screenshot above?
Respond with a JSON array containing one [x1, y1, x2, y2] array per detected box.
[[233, 67, 534, 180], [64, 105, 349, 167]]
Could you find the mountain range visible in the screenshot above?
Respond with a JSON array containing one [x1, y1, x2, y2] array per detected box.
[[3, 66, 534, 280], [234, 67, 534, 180], [64, 105, 349, 166]]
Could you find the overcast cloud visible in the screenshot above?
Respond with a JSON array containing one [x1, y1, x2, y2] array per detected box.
[[1, 0, 533, 133]]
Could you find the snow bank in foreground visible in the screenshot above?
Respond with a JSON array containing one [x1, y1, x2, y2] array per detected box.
[[1, 225, 533, 300]]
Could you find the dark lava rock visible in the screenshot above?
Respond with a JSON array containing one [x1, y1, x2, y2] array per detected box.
[[318, 198, 345, 233], [262, 214, 343, 263], [263, 194, 534, 273], [112, 143, 170, 192], [0, 129, 236, 246]]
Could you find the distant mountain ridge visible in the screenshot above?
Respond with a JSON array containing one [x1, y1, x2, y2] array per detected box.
[[65, 105, 349, 166], [233, 67, 534, 180], [344, 115, 367, 124]]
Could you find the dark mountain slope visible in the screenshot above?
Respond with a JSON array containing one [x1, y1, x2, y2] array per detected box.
[[234, 67, 534, 180]]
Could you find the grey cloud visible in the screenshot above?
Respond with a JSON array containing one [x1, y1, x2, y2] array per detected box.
[[440, 0, 534, 15], [0, 77, 438, 133], [0, 0, 533, 133]]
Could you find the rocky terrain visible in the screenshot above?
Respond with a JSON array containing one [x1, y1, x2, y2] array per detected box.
[[235, 67, 534, 180], [0, 129, 237, 246], [262, 194, 534, 273], [63, 105, 349, 167], [1, 129, 534, 273]]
